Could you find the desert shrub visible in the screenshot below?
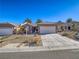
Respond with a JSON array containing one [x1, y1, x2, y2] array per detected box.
[[0, 36, 10, 40], [62, 33, 69, 36]]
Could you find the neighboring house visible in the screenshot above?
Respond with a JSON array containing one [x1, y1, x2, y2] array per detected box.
[[0, 23, 15, 35]]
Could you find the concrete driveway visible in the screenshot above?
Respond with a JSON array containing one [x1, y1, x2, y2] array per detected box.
[[41, 34, 79, 48]]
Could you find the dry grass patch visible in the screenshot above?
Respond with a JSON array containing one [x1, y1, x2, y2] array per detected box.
[[17, 34, 42, 47], [0, 34, 42, 48], [58, 31, 77, 39]]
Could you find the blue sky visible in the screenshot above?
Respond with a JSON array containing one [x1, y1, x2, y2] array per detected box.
[[0, 0, 79, 24]]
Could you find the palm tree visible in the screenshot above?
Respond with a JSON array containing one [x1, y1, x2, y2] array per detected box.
[[24, 18, 32, 24], [36, 19, 43, 24]]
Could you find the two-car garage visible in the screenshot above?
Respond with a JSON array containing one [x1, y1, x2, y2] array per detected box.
[[0, 28, 14, 35], [38, 23, 56, 34], [0, 23, 15, 35]]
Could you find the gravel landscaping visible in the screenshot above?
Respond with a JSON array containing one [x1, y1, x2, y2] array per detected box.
[[0, 35, 42, 48]]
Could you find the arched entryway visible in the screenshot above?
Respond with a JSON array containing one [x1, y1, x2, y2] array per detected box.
[[68, 26, 71, 31]]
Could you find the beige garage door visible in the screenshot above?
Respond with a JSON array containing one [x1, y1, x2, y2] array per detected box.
[[0, 28, 13, 35], [40, 26, 56, 34]]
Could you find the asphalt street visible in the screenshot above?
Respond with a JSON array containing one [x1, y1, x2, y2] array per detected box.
[[0, 49, 79, 59]]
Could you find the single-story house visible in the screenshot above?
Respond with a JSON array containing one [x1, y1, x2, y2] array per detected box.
[[37, 23, 57, 34], [20, 21, 79, 34], [37, 22, 74, 34], [0, 23, 15, 35]]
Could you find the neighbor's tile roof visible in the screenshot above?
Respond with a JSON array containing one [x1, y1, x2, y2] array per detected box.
[[37, 22, 65, 26], [0, 23, 15, 28], [38, 23, 56, 26]]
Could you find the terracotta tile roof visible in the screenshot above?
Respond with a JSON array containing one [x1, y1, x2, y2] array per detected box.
[[0, 23, 15, 28], [37, 22, 65, 26], [38, 23, 56, 26]]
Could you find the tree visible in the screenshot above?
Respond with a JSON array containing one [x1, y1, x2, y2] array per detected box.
[[24, 18, 32, 23], [66, 18, 73, 23], [36, 19, 43, 24], [57, 20, 62, 23]]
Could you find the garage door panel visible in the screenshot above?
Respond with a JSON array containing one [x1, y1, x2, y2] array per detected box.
[[0, 28, 13, 35], [40, 26, 56, 34]]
